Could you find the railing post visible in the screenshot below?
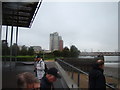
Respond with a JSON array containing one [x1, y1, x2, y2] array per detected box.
[[77, 73, 80, 88], [71, 69, 74, 79], [56, 59, 116, 90], [72, 84, 73, 88]]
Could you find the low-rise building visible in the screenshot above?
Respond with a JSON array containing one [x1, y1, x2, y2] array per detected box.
[[32, 46, 42, 53]]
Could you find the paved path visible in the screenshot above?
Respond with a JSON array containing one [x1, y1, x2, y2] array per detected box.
[[2, 61, 69, 89], [2, 61, 34, 88]]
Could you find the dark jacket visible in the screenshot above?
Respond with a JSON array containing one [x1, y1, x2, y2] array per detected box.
[[40, 76, 54, 90], [89, 65, 106, 90]]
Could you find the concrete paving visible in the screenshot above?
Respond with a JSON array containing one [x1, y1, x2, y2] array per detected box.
[[2, 61, 35, 88], [2, 61, 69, 89]]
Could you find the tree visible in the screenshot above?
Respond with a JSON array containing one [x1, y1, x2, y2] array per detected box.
[[2, 40, 10, 56], [20, 45, 28, 55], [62, 47, 70, 57], [27, 47, 34, 55], [11, 43, 20, 56], [70, 45, 80, 58], [53, 50, 62, 57]]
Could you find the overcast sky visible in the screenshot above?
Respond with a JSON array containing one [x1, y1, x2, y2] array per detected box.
[[1, 1, 118, 52]]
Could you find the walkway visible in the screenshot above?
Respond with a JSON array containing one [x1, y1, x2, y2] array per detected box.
[[2, 60, 116, 89], [2, 61, 71, 89]]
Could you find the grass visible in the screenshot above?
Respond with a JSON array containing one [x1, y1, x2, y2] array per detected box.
[[2, 55, 35, 58], [2, 56, 63, 62], [16, 56, 34, 58]]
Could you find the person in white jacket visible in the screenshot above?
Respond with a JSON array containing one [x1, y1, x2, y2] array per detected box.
[[35, 55, 45, 81]]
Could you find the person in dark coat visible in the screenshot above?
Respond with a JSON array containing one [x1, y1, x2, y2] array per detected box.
[[89, 59, 106, 90], [40, 67, 61, 90]]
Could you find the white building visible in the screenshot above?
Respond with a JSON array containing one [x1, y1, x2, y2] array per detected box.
[[18, 45, 29, 51], [32, 46, 42, 53], [50, 32, 63, 51]]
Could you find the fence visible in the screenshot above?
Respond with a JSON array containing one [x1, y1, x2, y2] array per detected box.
[[56, 58, 116, 90]]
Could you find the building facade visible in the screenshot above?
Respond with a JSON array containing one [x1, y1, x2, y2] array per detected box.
[[32, 46, 42, 53], [59, 40, 63, 51], [50, 32, 63, 51]]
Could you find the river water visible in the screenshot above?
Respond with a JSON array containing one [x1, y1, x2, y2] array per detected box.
[[79, 56, 119, 78], [104, 56, 119, 78]]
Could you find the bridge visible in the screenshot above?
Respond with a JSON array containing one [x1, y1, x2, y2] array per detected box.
[[2, 59, 118, 89], [80, 52, 120, 56]]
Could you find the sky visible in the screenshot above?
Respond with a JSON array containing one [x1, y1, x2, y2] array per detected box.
[[1, 1, 118, 52]]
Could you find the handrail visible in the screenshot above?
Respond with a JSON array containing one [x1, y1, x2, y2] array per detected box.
[[57, 59, 88, 76], [106, 83, 116, 90], [56, 58, 116, 90]]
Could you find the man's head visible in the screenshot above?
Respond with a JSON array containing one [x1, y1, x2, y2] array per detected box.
[[33, 78, 40, 89], [96, 59, 104, 69], [46, 67, 61, 83], [17, 72, 40, 89], [36, 55, 42, 61]]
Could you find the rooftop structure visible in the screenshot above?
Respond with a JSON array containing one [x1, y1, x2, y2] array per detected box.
[[2, 1, 42, 28]]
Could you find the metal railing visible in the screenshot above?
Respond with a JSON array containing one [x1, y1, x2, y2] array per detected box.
[[56, 58, 116, 90]]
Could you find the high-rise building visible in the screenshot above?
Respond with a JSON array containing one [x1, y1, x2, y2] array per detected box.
[[58, 36, 63, 51], [59, 40, 63, 51], [50, 32, 63, 51]]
